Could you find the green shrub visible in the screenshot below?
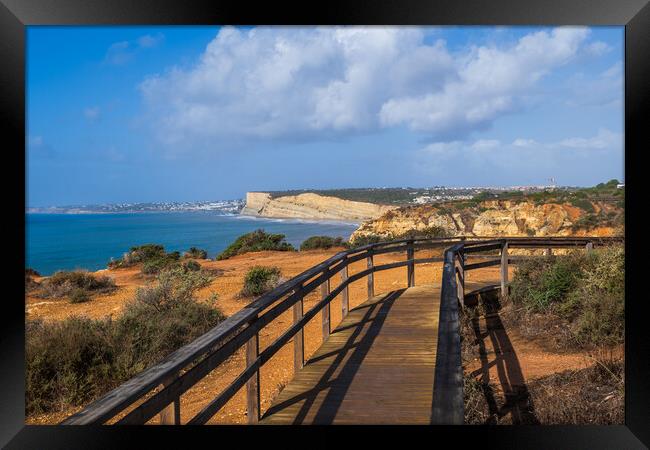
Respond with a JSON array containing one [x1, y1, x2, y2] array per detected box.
[[570, 198, 596, 213], [130, 244, 167, 261], [69, 288, 91, 304], [184, 247, 208, 259], [395, 226, 451, 240], [107, 244, 180, 270], [241, 266, 282, 297], [348, 226, 450, 249], [216, 229, 294, 260], [26, 317, 115, 414], [141, 256, 180, 275], [26, 267, 225, 415], [509, 245, 624, 348], [347, 234, 387, 248], [39, 271, 116, 299], [300, 236, 345, 251], [510, 253, 585, 312], [182, 260, 201, 272], [113, 267, 222, 378]]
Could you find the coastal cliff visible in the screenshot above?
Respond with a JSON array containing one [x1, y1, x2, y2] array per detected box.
[[241, 192, 397, 221], [350, 199, 623, 241]]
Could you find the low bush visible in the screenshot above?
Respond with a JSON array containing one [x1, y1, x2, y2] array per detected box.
[[300, 236, 345, 251], [510, 254, 584, 312], [113, 267, 221, 378], [347, 234, 385, 248], [508, 245, 624, 348], [38, 270, 116, 301], [570, 198, 596, 214], [141, 255, 180, 275], [182, 260, 201, 272], [107, 244, 181, 273], [348, 226, 450, 248], [216, 229, 294, 260], [26, 317, 115, 414], [184, 247, 208, 259], [69, 288, 91, 304], [26, 267, 225, 415], [394, 225, 451, 240], [240, 266, 282, 297]]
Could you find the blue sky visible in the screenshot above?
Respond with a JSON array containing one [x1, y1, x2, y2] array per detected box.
[[27, 26, 624, 206]]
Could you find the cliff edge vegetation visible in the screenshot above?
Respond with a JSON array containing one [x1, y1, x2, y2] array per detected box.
[[351, 180, 624, 242]]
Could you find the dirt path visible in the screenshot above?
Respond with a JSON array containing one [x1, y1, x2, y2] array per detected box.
[[26, 249, 600, 425]]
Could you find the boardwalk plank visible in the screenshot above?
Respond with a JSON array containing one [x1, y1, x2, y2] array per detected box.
[[261, 282, 492, 425]]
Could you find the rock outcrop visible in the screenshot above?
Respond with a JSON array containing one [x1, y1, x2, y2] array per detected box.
[[241, 192, 397, 221], [350, 200, 622, 241]]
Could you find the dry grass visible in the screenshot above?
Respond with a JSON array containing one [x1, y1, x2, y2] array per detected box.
[[461, 296, 624, 425]]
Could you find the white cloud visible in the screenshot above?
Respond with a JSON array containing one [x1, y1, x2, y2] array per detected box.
[[414, 129, 623, 177], [512, 138, 537, 147], [584, 41, 612, 56], [380, 28, 589, 135], [106, 41, 132, 65], [139, 26, 594, 148], [557, 128, 620, 149], [420, 129, 621, 159], [565, 62, 622, 108], [471, 139, 500, 151], [105, 33, 164, 65], [138, 33, 164, 48]]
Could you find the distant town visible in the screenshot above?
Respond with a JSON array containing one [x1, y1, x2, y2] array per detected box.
[[24, 184, 597, 214], [26, 200, 246, 215]]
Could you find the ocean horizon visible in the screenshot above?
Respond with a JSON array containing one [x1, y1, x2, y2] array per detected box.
[[26, 212, 359, 276]]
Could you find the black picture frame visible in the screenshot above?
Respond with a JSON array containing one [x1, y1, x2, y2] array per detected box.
[[2, 0, 648, 448]]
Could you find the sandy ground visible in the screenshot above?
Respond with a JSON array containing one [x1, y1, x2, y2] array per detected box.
[[25, 248, 596, 425]]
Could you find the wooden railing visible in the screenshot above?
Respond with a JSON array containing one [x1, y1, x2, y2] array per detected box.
[[61, 235, 623, 425], [433, 235, 623, 423]]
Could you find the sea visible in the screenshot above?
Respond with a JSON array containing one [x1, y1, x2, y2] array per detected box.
[[26, 212, 360, 276]]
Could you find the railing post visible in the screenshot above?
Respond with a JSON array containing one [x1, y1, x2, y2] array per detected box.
[[293, 284, 304, 373], [159, 372, 180, 425], [340, 257, 349, 318], [456, 251, 464, 307], [246, 326, 260, 424], [500, 241, 509, 299], [586, 241, 593, 254], [367, 251, 375, 300], [321, 278, 330, 340], [407, 239, 415, 287]]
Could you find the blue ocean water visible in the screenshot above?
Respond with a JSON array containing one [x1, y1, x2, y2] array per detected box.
[[26, 212, 359, 275]]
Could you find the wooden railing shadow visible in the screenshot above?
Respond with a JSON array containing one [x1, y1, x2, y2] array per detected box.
[[261, 289, 402, 424], [467, 293, 540, 425]]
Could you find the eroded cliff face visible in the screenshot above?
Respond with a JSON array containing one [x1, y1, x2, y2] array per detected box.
[[241, 192, 397, 221], [350, 200, 622, 240]]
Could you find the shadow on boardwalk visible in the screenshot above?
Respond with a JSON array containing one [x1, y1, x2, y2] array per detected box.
[[262, 289, 403, 424]]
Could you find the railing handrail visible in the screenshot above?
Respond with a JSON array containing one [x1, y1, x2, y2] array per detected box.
[[60, 235, 623, 425]]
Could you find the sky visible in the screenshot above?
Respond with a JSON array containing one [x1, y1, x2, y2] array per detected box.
[[26, 26, 624, 206]]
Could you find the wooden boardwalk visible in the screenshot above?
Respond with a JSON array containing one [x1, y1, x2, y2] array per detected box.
[[260, 282, 491, 425]]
